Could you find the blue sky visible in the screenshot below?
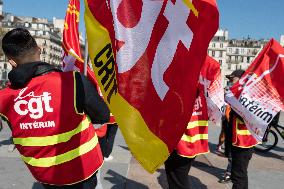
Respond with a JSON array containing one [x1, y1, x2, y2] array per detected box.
[[2, 0, 284, 40]]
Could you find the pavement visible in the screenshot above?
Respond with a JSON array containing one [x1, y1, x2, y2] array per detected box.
[[0, 114, 284, 189]]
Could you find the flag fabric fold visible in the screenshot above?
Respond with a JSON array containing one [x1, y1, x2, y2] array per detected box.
[[85, 0, 219, 172], [225, 39, 284, 141], [62, 0, 83, 71], [200, 56, 225, 125]]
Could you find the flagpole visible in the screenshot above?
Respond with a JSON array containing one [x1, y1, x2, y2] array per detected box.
[[83, 34, 88, 76]]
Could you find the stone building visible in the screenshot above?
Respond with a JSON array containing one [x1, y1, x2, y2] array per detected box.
[[208, 29, 229, 85], [226, 39, 266, 69], [208, 29, 268, 86]]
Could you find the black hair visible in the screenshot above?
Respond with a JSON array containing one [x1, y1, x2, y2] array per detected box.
[[1, 28, 38, 57]]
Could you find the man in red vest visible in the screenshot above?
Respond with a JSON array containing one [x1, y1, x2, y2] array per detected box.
[[225, 70, 258, 189], [164, 84, 210, 189], [0, 28, 110, 189]]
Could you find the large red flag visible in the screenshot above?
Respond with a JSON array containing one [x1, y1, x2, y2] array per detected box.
[[200, 56, 225, 124], [85, 0, 219, 172], [225, 39, 284, 141]]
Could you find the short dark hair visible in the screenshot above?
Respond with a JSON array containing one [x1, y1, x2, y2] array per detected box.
[[1, 28, 38, 57]]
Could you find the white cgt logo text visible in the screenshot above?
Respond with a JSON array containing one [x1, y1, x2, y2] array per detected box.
[[14, 87, 53, 119], [110, 0, 193, 100]]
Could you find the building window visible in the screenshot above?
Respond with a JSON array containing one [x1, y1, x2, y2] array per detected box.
[[2, 71, 7, 80], [229, 48, 232, 53], [247, 57, 250, 63], [212, 43, 215, 48], [212, 51, 215, 57], [236, 48, 239, 54], [219, 51, 222, 57], [228, 64, 231, 70], [220, 43, 223, 48], [219, 60, 222, 65]]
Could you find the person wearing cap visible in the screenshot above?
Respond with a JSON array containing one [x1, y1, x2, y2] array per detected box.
[[224, 70, 258, 189]]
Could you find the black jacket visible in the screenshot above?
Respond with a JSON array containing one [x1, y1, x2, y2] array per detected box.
[[8, 61, 110, 124]]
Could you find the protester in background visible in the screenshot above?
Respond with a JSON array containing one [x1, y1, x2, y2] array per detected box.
[[0, 117, 2, 133], [103, 122, 118, 161], [96, 114, 118, 161], [164, 85, 210, 189], [218, 104, 232, 183], [225, 70, 258, 189], [0, 28, 110, 189], [215, 119, 226, 156]]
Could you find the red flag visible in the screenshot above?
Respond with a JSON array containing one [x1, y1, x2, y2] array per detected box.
[[85, 0, 219, 172], [225, 39, 284, 141], [62, 0, 115, 123], [62, 0, 98, 86], [200, 56, 225, 124]]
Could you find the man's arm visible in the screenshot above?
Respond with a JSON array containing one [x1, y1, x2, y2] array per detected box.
[[79, 74, 110, 124]]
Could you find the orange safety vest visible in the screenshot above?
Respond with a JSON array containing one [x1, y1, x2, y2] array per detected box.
[[232, 116, 258, 148], [0, 71, 103, 185], [176, 87, 209, 158]]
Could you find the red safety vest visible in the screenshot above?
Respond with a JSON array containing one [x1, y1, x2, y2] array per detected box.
[[176, 87, 209, 158], [0, 71, 103, 185], [232, 116, 258, 148]]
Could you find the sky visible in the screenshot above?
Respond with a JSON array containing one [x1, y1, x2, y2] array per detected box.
[[2, 0, 284, 40]]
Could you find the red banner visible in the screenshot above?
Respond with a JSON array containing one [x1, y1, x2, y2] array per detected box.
[[200, 56, 224, 124], [85, 0, 219, 172], [62, 0, 98, 86], [225, 39, 284, 141], [62, 0, 115, 123]]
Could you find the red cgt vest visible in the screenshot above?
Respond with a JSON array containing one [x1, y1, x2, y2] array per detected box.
[[0, 71, 103, 185], [232, 116, 258, 148], [176, 87, 209, 158]]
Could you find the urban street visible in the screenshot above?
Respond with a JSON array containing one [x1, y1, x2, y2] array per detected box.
[[0, 114, 283, 189]]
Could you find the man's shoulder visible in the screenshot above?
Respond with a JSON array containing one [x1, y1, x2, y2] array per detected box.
[[0, 87, 11, 95], [0, 87, 14, 101]]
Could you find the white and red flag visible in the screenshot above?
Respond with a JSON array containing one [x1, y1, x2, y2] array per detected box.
[[200, 56, 225, 125], [225, 39, 284, 141], [85, 0, 219, 172]]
